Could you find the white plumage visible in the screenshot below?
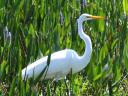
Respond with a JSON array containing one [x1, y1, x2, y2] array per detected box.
[[22, 13, 103, 80]]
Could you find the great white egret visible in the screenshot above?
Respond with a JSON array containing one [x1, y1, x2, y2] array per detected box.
[[22, 13, 104, 80]]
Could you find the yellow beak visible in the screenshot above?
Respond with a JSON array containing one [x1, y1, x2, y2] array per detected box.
[[88, 15, 104, 19]]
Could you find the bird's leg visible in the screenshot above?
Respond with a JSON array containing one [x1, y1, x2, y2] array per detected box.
[[41, 82, 46, 96], [64, 77, 69, 95], [42, 86, 46, 96], [49, 79, 58, 94], [53, 80, 58, 94]]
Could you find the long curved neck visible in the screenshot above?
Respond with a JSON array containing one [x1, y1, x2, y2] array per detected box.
[[76, 19, 92, 71]]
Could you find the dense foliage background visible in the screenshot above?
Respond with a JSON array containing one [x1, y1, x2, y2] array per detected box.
[[0, 0, 128, 95]]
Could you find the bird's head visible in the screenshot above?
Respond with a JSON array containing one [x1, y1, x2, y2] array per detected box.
[[77, 13, 104, 22]]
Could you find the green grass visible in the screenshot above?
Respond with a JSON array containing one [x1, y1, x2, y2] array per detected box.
[[0, 0, 128, 95]]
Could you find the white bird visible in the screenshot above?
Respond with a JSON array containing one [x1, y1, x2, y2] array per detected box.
[[22, 13, 104, 81]]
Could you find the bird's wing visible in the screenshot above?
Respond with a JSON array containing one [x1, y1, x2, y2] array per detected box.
[[22, 56, 48, 80], [22, 49, 72, 80], [45, 49, 72, 79]]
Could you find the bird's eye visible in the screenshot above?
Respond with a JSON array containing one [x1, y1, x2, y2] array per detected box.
[[86, 16, 91, 18]]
